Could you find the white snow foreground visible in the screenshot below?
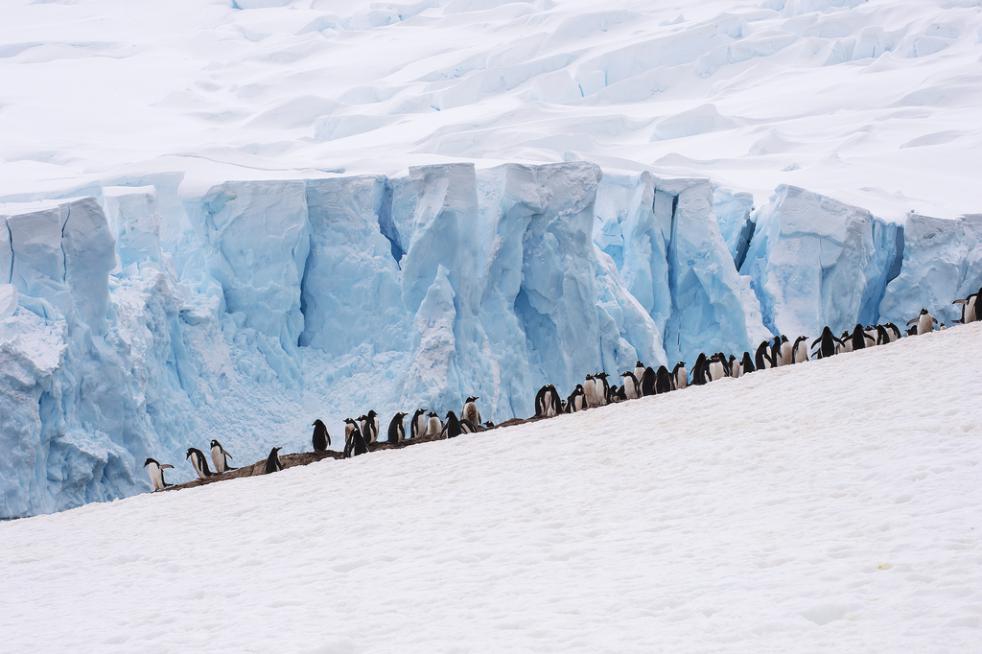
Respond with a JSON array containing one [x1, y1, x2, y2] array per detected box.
[[2, 324, 980, 653]]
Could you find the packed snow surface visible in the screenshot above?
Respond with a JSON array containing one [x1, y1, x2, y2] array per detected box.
[[1, 0, 982, 218], [2, 323, 981, 653]]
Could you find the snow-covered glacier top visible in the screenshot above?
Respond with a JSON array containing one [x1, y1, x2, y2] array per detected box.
[[1, 0, 981, 218]]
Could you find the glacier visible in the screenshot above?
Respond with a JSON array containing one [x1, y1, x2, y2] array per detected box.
[[1, 162, 980, 518]]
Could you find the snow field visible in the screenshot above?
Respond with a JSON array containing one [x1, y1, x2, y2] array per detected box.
[[2, 321, 980, 653]]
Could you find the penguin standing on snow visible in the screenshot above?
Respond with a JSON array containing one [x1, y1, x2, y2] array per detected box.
[[343, 418, 368, 457], [462, 397, 481, 426], [953, 289, 980, 324], [634, 360, 645, 384], [264, 447, 283, 474], [640, 366, 657, 396], [443, 411, 463, 438], [907, 308, 938, 335], [534, 385, 563, 418], [144, 458, 174, 492], [886, 322, 902, 342], [730, 356, 743, 379], [186, 448, 214, 480], [754, 341, 774, 370], [791, 336, 809, 363], [620, 372, 641, 400], [362, 410, 380, 444], [566, 385, 586, 412], [692, 353, 709, 385], [655, 365, 674, 393], [848, 324, 876, 351], [594, 373, 610, 407], [411, 409, 426, 440], [311, 420, 331, 453], [864, 325, 879, 348], [672, 362, 687, 390], [706, 354, 727, 381], [387, 412, 407, 444], [811, 326, 842, 359], [740, 352, 755, 375], [425, 411, 442, 438], [210, 439, 237, 473]]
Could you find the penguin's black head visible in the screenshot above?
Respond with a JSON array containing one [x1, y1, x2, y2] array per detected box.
[[921, 308, 928, 314], [575, 384, 584, 392], [597, 372, 608, 380], [446, 411, 456, 418], [144, 458, 156, 467], [344, 418, 355, 425], [185, 448, 194, 459], [466, 396, 478, 403], [357, 414, 367, 421], [636, 360, 643, 367], [428, 411, 437, 417], [367, 409, 377, 418], [210, 439, 220, 448], [271, 447, 281, 454], [585, 374, 594, 380]]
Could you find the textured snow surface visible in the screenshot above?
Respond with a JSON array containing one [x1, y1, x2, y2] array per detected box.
[[1, 0, 982, 218], [2, 323, 981, 653]]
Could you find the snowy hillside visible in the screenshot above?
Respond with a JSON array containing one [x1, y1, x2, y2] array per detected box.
[[1, 0, 982, 517], [1, 0, 981, 218], [3, 323, 981, 653]]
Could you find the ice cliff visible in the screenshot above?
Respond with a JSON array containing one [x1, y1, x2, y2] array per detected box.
[[1, 163, 979, 517]]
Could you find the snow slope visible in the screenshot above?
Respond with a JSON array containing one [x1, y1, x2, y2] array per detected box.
[[2, 322, 980, 653], [1, 0, 981, 218]]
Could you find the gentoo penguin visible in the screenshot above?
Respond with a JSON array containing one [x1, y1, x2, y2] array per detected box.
[[411, 409, 426, 440], [672, 362, 687, 390], [730, 356, 743, 379], [210, 439, 236, 473], [621, 372, 641, 400], [864, 325, 879, 348], [886, 322, 902, 342], [483, 421, 495, 430], [343, 418, 368, 457], [754, 341, 774, 370], [583, 374, 596, 407], [706, 354, 727, 382], [387, 412, 407, 444], [838, 330, 853, 353], [566, 385, 587, 412], [443, 411, 463, 438], [607, 385, 626, 403], [791, 336, 809, 364], [875, 324, 891, 346], [186, 447, 214, 480], [692, 353, 709, 385], [848, 324, 875, 351], [907, 308, 937, 335], [425, 411, 442, 438], [462, 397, 481, 426], [811, 326, 842, 359], [778, 336, 793, 366], [640, 366, 657, 396], [634, 360, 645, 384], [144, 458, 174, 492], [534, 385, 563, 418], [594, 373, 610, 407], [263, 447, 283, 474], [362, 410, 380, 444], [953, 290, 980, 324], [740, 351, 755, 375], [311, 420, 331, 453], [655, 365, 674, 393]]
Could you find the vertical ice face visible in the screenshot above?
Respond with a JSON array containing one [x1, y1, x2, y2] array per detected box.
[[880, 213, 982, 326], [301, 176, 408, 356], [6, 203, 69, 319], [201, 180, 310, 378], [61, 198, 116, 333], [741, 185, 903, 338]]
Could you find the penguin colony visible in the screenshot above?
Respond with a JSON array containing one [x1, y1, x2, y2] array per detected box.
[[145, 292, 981, 492]]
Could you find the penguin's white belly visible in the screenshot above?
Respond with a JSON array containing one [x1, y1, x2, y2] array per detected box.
[[918, 315, 933, 334]]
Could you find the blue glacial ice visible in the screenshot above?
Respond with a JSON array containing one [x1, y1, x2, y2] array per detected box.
[[0, 164, 979, 517]]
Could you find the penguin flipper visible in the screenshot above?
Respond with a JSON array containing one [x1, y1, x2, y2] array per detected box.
[[161, 464, 174, 469], [906, 317, 918, 326]]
